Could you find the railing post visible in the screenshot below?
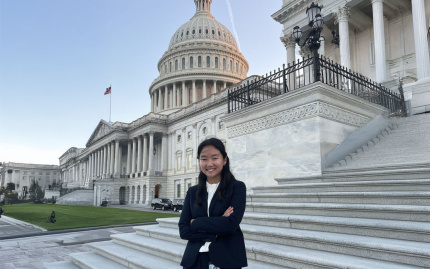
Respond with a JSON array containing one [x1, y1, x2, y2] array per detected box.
[[247, 80, 251, 106], [282, 64, 287, 93], [313, 50, 321, 82], [227, 88, 231, 113]]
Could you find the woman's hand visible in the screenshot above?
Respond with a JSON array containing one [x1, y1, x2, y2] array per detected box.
[[222, 206, 234, 217]]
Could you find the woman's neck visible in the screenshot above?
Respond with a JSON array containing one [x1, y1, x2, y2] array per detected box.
[[207, 177, 221, 184]]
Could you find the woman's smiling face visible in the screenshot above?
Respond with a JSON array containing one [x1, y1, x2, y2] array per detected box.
[[199, 145, 227, 183]]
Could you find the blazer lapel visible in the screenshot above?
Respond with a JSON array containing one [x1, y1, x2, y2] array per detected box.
[[208, 188, 220, 216], [202, 191, 209, 217]]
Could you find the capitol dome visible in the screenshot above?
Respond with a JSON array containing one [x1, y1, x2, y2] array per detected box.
[[149, 0, 249, 115]]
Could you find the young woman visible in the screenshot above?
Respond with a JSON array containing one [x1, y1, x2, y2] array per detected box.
[[179, 138, 247, 269]]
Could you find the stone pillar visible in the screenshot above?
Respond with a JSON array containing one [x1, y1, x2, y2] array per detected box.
[[95, 151, 99, 177], [158, 88, 163, 111], [140, 184, 145, 204], [282, 35, 297, 91], [372, 0, 387, 83], [134, 185, 138, 204], [93, 185, 97, 206], [335, 6, 351, 70], [143, 134, 148, 172], [150, 92, 154, 112], [223, 81, 227, 90], [89, 154, 92, 179], [161, 133, 168, 172], [182, 81, 187, 107], [127, 141, 132, 175], [164, 86, 168, 109], [173, 83, 177, 108], [412, 0, 430, 80], [148, 132, 154, 175], [202, 80, 207, 99], [102, 146, 106, 177], [192, 80, 196, 103], [128, 187, 133, 204], [106, 144, 110, 177], [213, 80, 217, 94], [319, 38, 325, 56], [110, 142, 115, 176], [132, 138, 137, 175], [137, 135, 142, 174], [114, 140, 120, 176]]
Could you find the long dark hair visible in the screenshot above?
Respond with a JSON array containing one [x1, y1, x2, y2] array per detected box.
[[195, 137, 237, 207]]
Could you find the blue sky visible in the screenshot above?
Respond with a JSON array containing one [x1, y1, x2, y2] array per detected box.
[[0, 0, 285, 165]]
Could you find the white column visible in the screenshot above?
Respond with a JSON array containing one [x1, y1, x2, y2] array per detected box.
[[143, 134, 148, 172], [161, 133, 168, 172], [114, 140, 120, 176], [192, 80, 196, 103], [89, 154, 93, 179], [335, 6, 351, 69], [95, 151, 99, 177], [282, 35, 297, 64], [132, 138, 137, 174], [148, 132, 154, 175], [110, 142, 115, 176], [172, 83, 177, 108], [101, 146, 106, 177], [163, 86, 168, 109], [182, 81, 187, 107], [140, 184, 145, 204], [150, 92, 154, 112], [412, 0, 430, 80], [93, 185, 97, 206], [372, 0, 387, 83], [137, 135, 142, 174], [202, 80, 207, 99], [223, 81, 227, 89], [213, 80, 217, 94], [157, 88, 162, 111], [106, 143, 111, 176], [126, 141, 132, 175]]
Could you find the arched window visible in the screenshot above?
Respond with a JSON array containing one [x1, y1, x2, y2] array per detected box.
[[212, 29, 215, 35], [175, 59, 178, 71], [206, 56, 210, 68], [192, 29, 195, 35], [182, 58, 185, 69], [215, 57, 219, 68], [199, 28, 202, 34], [170, 62, 172, 72], [223, 58, 226, 70], [190, 57, 194, 68], [198, 56, 202, 67], [205, 28, 209, 34], [230, 60, 233, 71]]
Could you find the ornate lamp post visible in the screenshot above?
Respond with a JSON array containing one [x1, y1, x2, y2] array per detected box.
[[291, 2, 324, 82]]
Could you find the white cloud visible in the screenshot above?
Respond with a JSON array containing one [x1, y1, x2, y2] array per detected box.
[[225, 0, 241, 51]]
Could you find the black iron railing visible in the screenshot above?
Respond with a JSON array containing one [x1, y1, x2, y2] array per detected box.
[[228, 55, 405, 115]]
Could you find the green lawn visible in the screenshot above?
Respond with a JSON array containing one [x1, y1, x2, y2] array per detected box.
[[2, 203, 178, 231]]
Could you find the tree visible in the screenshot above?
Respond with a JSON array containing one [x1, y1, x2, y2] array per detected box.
[[6, 183, 15, 191], [29, 181, 44, 203]]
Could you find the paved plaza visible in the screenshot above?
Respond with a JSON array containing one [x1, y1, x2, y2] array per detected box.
[[0, 205, 179, 269]]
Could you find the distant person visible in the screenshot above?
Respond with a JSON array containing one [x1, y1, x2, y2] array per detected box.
[[0, 207, 3, 218], [49, 211, 56, 223], [179, 138, 247, 269]]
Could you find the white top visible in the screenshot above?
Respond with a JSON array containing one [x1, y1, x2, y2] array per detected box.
[[199, 181, 220, 252]]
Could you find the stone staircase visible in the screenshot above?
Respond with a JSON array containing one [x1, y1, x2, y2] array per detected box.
[[46, 169, 430, 268]]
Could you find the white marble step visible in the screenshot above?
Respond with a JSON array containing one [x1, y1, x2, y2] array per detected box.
[[247, 191, 430, 205], [69, 252, 129, 269], [240, 224, 430, 267], [105, 232, 286, 268], [86, 241, 182, 268], [245, 239, 425, 269], [44, 261, 81, 269], [130, 222, 430, 267], [242, 212, 430, 242], [246, 202, 430, 221], [253, 179, 430, 193]]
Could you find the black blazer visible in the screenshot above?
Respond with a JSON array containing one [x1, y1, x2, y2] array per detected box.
[[179, 180, 247, 268]]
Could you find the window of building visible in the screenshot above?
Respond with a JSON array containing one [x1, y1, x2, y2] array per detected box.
[[203, 127, 208, 135], [177, 156, 181, 170], [187, 131, 192, 140], [198, 56, 202, 67], [187, 153, 192, 169], [175, 60, 178, 70], [182, 58, 185, 69], [215, 57, 218, 68], [223, 58, 226, 70], [186, 30, 189, 35], [206, 56, 210, 68], [230, 60, 233, 71], [205, 28, 208, 34], [212, 29, 215, 35], [181, 31, 183, 37], [199, 28, 202, 34], [177, 135, 182, 143], [170, 62, 172, 72], [176, 183, 181, 197], [219, 121, 225, 130], [192, 29, 195, 35], [236, 63, 239, 72], [218, 31, 221, 36], [190, 57, 194, 68]]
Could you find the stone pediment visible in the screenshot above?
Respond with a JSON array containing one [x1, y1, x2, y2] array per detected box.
[[86, 120, 114, 147]]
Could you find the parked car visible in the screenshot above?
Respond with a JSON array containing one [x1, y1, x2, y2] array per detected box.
[[172, 199, 184, 212], [151, 198, 172, 211]]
